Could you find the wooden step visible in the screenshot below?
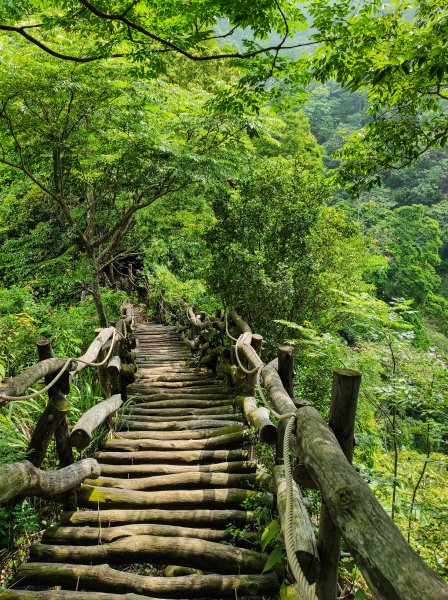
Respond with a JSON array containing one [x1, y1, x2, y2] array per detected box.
[[42, 523, 257, 545], [122, 418, 244, 430], [85, 471, 258, 491], [96, 449, 249, 464], [16, 563, 280, 597], [30, 535, 276, 575], [61, 508, 253, 527], [99, 460, 257, 477], [103, 431, 246, 451], [79, 485, 263, 508], [114, 425, 243, 439]]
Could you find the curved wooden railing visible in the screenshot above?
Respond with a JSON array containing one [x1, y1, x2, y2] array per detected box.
[[0, 301, 137, 507], [158, 294, 448, 600]]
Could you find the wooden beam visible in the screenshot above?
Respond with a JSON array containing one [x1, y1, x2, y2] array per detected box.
[[70, 395, 122, 450], [0, 459, 100, 503]]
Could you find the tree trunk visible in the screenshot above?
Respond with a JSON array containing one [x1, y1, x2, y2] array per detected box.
[[90, 263, 108, 327]]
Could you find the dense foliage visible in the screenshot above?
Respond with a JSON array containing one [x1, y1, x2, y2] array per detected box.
[[0, 0, 447, 595]]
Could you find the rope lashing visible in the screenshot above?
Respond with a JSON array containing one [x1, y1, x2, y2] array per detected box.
[[0, 328, 119, 402]]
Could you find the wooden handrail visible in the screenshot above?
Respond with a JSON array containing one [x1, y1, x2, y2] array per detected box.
[[0, 301, 135, 506], [172, 299, 448, 600]]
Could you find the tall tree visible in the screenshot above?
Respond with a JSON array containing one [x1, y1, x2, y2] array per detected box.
[[0, 39, 251, 323]]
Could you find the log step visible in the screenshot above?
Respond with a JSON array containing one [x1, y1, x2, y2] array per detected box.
[[42, 523, 258, 545], [30, 535, 277, 575], [84, 471, 259, 490], [8, 320, 279, 599], [99, 460, 257, 476], [16, 563, 280, 597], [61, 508, 253, 527], [79, 485, 264, 508]]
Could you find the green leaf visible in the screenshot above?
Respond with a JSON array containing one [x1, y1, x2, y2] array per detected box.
[[263, 545, 283, 573], [261, 519, 281, 551]]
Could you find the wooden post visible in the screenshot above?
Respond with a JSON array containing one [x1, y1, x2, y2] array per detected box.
[[27, 341, 71, 468], [275, 345, 294, 464], [35, 340, 76, 509], [246, 334, 262, 395], [316, 368, 361, 600], [278, 345, 295, 398]]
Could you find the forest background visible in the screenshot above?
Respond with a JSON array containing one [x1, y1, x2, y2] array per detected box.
[[0, 0, 446, 595]]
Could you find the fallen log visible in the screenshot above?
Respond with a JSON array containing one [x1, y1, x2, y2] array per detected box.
[[235, 396, 277, 444], [70, 395, 122, 450], [0, 459, 100, 503], [273, 465, 320, 585], [79, 484, 265, 509], [61, 508, 253, 527], [30, 535, 278, 576], [17, 562, 280, 597]]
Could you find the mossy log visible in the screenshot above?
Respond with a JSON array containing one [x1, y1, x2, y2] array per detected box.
[[42, 523, 253, 545], [30, 535, 277, 576], [17, 562, 280, 597], [96, 449, 249, 464], [261, 359, 300, 415], [79, 484, 265, 509], [295, 404, 448, 599], [84, 471, 258, 490], [123, 418, 244, 430], [0, 358, 77, 402], [273, 465, 320, 584], [99, 460, 257, 476], [70, 395, 122, 450], [235, 396, 277, 444], [0, 459, 100, 503], [114, 425, 243, 440], [220, 362, 246, 386], [103, 430, 246, 451], [61, 508, 253, 527]]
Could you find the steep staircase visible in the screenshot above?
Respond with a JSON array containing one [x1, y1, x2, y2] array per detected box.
[[10, 321, 280, 599]]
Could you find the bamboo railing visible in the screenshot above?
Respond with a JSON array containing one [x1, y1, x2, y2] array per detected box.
[[159, 295, 448, 600], [0, 302, 136, 507]]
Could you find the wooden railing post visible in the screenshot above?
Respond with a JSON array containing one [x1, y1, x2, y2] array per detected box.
[[27, 341, 71, 468], [316, 368, 361, 600], [278, 345, 295, 398], [276, 345, 295, 464]]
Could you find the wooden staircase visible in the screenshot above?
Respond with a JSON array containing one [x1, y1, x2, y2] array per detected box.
[[8, 321, 280, 599]]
